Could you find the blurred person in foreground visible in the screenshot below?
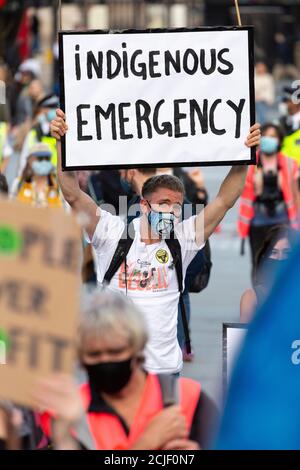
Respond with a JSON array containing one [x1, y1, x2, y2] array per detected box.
[[35, 292, 218, 450], [240, 225, 297, 322], [238, 123, 299, 275], [216, 238, 300, 450], [10, 143, 62, 208]]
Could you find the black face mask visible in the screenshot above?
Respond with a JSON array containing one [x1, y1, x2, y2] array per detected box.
[[256, 258, 288, 288], [84, 358, 133, 395]]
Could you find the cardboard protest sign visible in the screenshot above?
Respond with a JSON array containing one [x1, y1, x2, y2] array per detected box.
[[59, 27, 255, 170], [223, 323, 247, 390], [0, 199, 81, 407]]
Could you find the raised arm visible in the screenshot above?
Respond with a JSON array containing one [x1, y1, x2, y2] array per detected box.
[[51, 109, 99, 240], [196, 123, 261, 245]]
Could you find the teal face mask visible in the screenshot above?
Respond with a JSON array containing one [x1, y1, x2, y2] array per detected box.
[[32, 160, 53, 176], [47, 109, 57, 122], [148, 210, 175, 237], [147, 203, 175, 238], [260, 136, 279, 155]]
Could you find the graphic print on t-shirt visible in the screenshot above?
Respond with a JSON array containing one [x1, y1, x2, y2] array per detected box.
[[155, 249, 169, 264], [118, 260, 171, 292]]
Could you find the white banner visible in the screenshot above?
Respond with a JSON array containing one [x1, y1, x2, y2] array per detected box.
[[59, 28, 255, 170]]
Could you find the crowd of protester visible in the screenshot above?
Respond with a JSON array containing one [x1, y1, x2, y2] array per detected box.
[[1, 32, 300, 451]]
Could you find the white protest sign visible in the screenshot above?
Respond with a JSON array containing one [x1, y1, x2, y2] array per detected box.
[[59, 27, 255, 170], [223, 323, 247, 388]]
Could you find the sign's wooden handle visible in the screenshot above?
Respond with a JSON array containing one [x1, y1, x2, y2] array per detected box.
[[234, 0, 242, 27]]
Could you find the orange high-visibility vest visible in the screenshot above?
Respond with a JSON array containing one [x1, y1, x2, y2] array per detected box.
[[80, 374, 201, 450], [238, 153, 299, 239], [40, 374, 201, 450]]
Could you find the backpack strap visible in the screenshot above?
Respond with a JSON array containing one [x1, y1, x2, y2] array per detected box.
[[103, 224, 134, 287], [165, 238, 192, 354]]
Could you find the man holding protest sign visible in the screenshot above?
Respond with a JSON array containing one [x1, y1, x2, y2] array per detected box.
[[51, 110, 260, 375]]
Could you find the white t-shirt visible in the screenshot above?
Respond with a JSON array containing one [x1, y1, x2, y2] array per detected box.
[[91, 210, 203, 374]]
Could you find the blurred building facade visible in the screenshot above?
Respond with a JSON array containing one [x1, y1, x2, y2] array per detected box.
[[1, 1, 299, 87]]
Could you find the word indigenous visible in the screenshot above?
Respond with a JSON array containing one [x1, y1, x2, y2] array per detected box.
[[74, 43, 234, 81]]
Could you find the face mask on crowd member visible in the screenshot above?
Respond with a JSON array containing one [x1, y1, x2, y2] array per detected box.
[[79, 293, 148, 397], [28, 143, 53, 177], [32, 158, 53, 176], [146, 202, 177, 238], [140, 175, 184, 239], [256, 235, 292, 289], [36, 94, 59, 133], [82, 339, 141, 395], [37, 110, 56, 134], [259, 124, 283, 157], [260, 136, 279, 155], [84, 357, 135, 394], [46, 109, 56, 122]]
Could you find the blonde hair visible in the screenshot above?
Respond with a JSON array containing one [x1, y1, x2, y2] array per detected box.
[[78, 290, 148, 357]]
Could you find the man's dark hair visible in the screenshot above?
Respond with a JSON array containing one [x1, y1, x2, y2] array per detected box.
[[142, 174, 185, 199], [0, 173, 8, 194]]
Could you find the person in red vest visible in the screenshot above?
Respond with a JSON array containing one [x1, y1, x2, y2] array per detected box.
[[238, 123, 299, 276], [33, 292, 218, 450]]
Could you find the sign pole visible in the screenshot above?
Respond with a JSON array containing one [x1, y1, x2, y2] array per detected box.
[[234, 0, 242, 27]]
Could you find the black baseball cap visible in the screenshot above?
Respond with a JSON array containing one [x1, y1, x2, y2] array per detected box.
[[282, 85, 300, 102], [37, 94, 59, 109]]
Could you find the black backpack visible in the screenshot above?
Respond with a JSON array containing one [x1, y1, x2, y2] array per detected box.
[[187, 240, 212, 293], [103, 225, 192, 354]]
